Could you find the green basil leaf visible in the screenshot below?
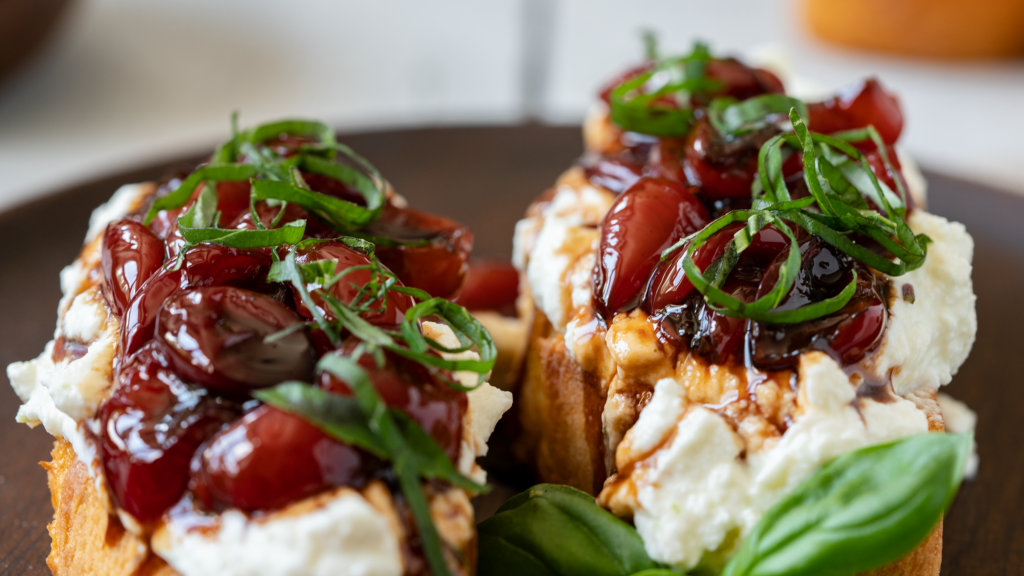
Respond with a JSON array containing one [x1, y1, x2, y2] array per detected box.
[[253, 382, 386, 458], [317, 354, 466, 576], [477, 484, 660, 576], [251, 178, 379, 230], [240, 119, 337, 148], [722, 433, 971, 576], [390, 409, 486, 492], [709, 95, 807, 136], [144, 164, 258, 224], [179, 218, 306, 248]]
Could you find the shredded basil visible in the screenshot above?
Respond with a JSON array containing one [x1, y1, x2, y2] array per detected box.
[[708, 94, 808, 137], [608, 42, 719, 137]]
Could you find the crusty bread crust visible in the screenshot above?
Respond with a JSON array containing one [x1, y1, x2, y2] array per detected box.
[[44, 439, 177, 576], [516, 305, 943, 575]]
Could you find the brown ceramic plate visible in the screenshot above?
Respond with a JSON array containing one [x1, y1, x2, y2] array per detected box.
[[0, 126, 1021, 575]]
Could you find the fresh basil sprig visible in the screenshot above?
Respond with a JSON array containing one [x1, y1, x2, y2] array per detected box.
[[660, 107, 929, 325], [722, 433, 971, 576], [267, 248, 497, 389], [254, 355, 487, 576], [708, 94, 808, 137], [608, 42, 720, 137], [477, 484, 660, 576]]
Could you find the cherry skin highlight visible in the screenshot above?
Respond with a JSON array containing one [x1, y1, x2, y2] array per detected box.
[[190, 404, 377, 512], [156, 286, 314, 395], [595, 178, 709, 319], [102, 219, 165, 315], [100, 343, 239, 523]]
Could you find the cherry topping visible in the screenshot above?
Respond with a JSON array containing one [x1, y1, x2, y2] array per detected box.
[[363, 204, 473, 299], [122, 267, 183, 357], [682, 118, 779, 201], [179, 243, 274, 292], [156, 287, 314, 395], [807, 78, 903, 146], [452, 260, 519, 316], [100, 343, 239, 523], [595, 178, 709, 319], [291, 240, 415, 326], [750, 236, 887, 369], [318, 347, 467, 461], [190, 404, 378, 512], [102, 219, 165, 315], [703, 59, 785, 101]]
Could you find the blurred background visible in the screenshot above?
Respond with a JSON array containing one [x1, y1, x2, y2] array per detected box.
[[1, 0, 1023, 212]]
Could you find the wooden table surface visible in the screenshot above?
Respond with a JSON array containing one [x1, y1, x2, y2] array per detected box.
[[0, 126, 1021, 575]]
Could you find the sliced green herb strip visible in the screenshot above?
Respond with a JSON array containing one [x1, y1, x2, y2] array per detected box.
[[179, 218, 306, 248], [317, 355, 485, 576], [253, 382, 386, 458], [477, 484, 660, 576], [608, 42, 718, 137], [144, 164, 258, 224], [251, 178, 380, 231], [708, 94, 808, 137], [722, 433, 971, 576], [240, 119, 336, 149]]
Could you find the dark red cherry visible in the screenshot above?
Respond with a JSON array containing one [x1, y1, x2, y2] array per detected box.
[[452, 260, 519, 316], [807, 78, 903, 146], [363, 204, 473, 299], [100, 343, 239, 523], [598, 62, 656, 104], [122, 268, 183, 357], [683, 118, 779, 201], [102, 219, 165, 315], [212, 180, 255, 225], [643, 223, 786, 311], [750, 235, 887, 369], [595, 178, 710, 319], [227, 200, 333, 238], [291, 241, 415, 326], [318, 347, 467, 461], [703, 59, 785, 102], [180, 244, 273, 292], [580, 153, 645, 194], [156, 287, 314, 394], [190, 405, 378, 512]]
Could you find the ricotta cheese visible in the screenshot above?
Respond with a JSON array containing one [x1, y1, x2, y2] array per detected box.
[[153, 489, 403, 576], [866, 211, 977, 396], [624, 353, 929, 571]]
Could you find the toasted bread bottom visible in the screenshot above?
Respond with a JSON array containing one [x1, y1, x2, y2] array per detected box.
[[516, 307, 943, 575], [44, 439, 177, 576]]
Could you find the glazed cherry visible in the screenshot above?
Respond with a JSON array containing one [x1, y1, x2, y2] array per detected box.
[[750, 236, 887, 369], [100, 343, 239, 523], [807, 78, 903, 146], [156, 287, 314, 394], [363, 204, 473, 299], [703, 59, 785, 102], [580, 153, 645, 194], [645, 223, 789, 313], [120, 244, 277, 356], [452, 260, 519, 316], [102, 219, 165, 315], [122, 268, 183, 357], [291, 241, 415, 326], [179, 243, 273, 291], [595, 178, 710, 319], [319, 347, 467, 461], [190, 404, 377, 512], [682, 118, 779, 201]]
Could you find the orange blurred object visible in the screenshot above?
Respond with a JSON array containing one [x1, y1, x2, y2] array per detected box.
[[803, 0, 1024, 59]]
